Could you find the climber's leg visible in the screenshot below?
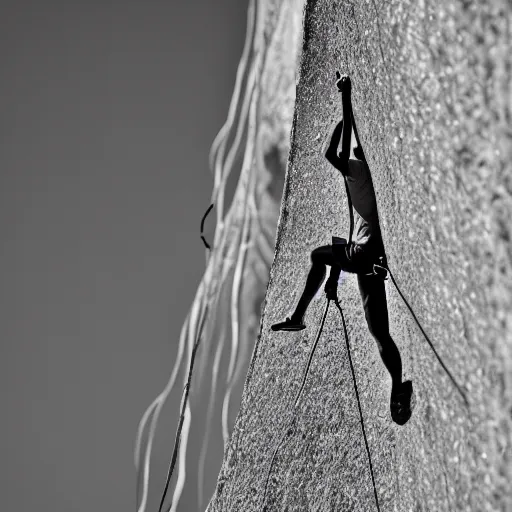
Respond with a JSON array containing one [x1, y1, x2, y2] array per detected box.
[[357, 273, 402, 392], [291, 245, 334, 321], [357, 273, 414, 425], [271, 244, 349, 331]]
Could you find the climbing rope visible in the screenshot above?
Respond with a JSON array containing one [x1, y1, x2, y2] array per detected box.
[[294, 300, 331, 408], [333, 297, 381, 512], [342, 177, 354, 244], [261, 300, 330, 510], [261, 297, 381, 511], [374, 262, 470, 408], [350, 104, 468, 408]]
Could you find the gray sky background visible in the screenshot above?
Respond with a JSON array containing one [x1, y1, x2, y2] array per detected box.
[[0, 1, 247, 511]]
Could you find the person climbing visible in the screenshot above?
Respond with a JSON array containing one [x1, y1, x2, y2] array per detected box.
[[271, 73, 414, 425]]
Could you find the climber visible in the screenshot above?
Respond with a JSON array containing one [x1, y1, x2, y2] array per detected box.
[[271, 73, 413, 425]]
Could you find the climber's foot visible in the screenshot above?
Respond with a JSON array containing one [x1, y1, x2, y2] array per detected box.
[[390, 380, 415, 425], [271, 316, 306, 332]]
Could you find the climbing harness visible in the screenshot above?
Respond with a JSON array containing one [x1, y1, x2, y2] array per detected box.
[[262, 297, 381, 512]]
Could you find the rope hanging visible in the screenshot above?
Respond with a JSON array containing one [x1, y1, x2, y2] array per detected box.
[[261, 300, 330, 510], [374, 263, 470, 408], [261, 298, 381, 511], [261, 85, 467, 512], [340, 106, 363, 245], [343, 177, 354, 244], [333, 297, 381, 512]]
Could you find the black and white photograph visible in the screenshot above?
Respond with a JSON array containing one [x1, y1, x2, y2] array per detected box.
[[1, 1, 510, 511]]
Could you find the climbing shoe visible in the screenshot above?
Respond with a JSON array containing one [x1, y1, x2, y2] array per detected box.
[[271, 317, 306, 332], [390, 380, 414, 425]]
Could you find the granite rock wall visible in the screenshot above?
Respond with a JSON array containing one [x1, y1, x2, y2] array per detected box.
[[207, 1, 511, 510]]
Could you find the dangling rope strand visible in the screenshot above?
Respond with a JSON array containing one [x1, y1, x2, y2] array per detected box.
[[351, 100, 468, 409], [262, 297, 381, 511], [294, 300, 331, 407], [343, 177, 354, 244], [261, 300, 330, 510], [333, 297, 381, 512], [375, 263, 470, 408]]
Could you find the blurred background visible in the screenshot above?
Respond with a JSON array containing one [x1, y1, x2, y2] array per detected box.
[[0, 1, 248, 510]]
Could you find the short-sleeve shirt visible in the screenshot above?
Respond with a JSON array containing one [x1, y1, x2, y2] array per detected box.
[[346, 158, 384, 251]]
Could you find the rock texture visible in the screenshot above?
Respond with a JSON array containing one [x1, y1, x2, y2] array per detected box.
[[207, 0, 512, 511]]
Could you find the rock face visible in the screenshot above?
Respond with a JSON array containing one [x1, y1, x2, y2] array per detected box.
[[207, 0, 511, 511]]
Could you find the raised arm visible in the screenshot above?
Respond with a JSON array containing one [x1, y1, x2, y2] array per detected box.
[[324, 119, 344, 169], [338, 76, 353, 161], [324, 73, 353, 174]]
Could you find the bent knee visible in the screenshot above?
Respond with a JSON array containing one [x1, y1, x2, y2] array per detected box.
[[311, 245, 331, 264]]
